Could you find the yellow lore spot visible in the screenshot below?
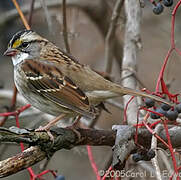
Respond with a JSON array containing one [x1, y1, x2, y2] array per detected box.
[[12, 39, 22, 48]]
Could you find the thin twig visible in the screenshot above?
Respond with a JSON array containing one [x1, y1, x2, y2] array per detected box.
[[12, 0, 30, 30], [0, 86, 18, 127], [39, 0, 53, 33], [28, 0, 35, 26], [105, 0, 124, 73], [62, 0, 70, 53], [11, 86, 18, 109]]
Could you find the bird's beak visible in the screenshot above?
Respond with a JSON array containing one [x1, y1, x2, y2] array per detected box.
[[3, 48, 17, 56]]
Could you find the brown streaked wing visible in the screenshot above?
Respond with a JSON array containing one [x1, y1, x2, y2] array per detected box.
[[21, 59, 94, 118]]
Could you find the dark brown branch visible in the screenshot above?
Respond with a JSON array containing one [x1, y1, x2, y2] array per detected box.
[[0, 127, 116, 147]]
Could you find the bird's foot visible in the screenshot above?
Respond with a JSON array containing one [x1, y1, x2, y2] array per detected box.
[[35, 126, 54, 141], [66, 123, 81, 140]]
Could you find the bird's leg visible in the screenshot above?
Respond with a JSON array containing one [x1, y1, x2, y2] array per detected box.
[[35, 113, 66, 140], [71, 115, 81, 128], [66, 115, 82, 139]]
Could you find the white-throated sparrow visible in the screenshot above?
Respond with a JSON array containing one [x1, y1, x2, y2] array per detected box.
[[4, 30, 171, 132]]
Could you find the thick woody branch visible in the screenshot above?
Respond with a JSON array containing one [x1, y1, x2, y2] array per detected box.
[[0, 146, 46, 178], [122, 0, 142, 125], [0, 127, 115, 177], [0, 127, 116, 147], [0, 126, 181, 177]]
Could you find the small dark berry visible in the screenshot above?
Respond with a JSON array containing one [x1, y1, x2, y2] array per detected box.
[[55, 175, 65, 180], [145, 98, 155, 108], [150, 108, 166, 119], [161, 103, 171, 111], [165, 110, 178, 121], [163, 0, 173, 7], [175, 103, 181, 113], [156, 108, 167, 116], [132, 153, 143, 162], [153, 3, 164, 15]]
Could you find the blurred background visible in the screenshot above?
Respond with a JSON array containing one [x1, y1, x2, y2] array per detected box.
[[0, 0, 181, 179]]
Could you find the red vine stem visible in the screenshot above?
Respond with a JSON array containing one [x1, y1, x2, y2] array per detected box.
[[87, 146, 101, 180], [135, 112, 149, 144], [101, 166, 113, 180], [155, 48, 174, 93], [162, 120, 179, 179], [154, 1, 181, 179], [0, 104, 31, 117], [36, 170, 57, 179], [155, 0, 181, 93], [171, 0, 181, 58], [123, 96, 135, 124], [142, 120, 169, 148]]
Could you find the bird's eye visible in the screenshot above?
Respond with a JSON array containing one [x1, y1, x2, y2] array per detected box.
[[20, 42, 29, 48]]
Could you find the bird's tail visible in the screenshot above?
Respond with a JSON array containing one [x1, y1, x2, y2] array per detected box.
[[112, 84, 173, 106]]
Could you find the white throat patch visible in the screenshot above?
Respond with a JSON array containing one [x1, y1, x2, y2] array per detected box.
[[12, 53, 29, 66]]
